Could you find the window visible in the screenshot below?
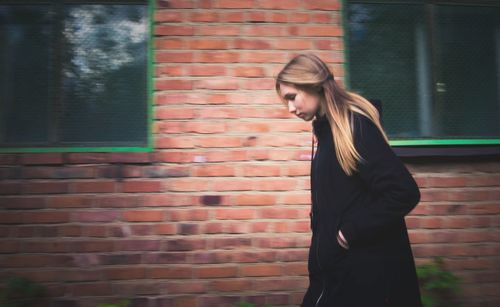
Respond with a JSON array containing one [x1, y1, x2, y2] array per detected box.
[[0, 0, 152, 152], [343, 0, 500, 153]]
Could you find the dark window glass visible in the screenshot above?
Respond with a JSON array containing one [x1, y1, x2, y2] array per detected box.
[[434, 5, 500, 138], [0, 5, 53, 145], [347, 1, 500, 141], [0, 1, 149, 149], [61, 4, 148, 145]]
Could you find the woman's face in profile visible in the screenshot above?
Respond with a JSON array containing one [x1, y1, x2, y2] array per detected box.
[[279, 82, 321, 122]]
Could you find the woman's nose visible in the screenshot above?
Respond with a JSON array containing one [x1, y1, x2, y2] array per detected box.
[[288, 101, 296, 113]]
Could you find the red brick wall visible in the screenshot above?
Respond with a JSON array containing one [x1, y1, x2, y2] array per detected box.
[[1, 0, 499, 306]]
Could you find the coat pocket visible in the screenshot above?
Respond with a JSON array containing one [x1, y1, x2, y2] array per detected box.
[[317, 218, 349, 270]]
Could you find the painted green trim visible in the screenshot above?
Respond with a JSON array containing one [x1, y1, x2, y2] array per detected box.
[[0, 0, 155, 154], [390, 139, 500, 146], [147, 0, 155, 151], [0, 147, 151, 153], [339, 0, 500, 147]]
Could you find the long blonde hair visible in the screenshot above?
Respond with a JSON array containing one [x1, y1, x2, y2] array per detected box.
[[275, 53, 390, 176]]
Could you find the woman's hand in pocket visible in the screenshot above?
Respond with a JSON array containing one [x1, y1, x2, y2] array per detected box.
[[337, 229, 350, 250]]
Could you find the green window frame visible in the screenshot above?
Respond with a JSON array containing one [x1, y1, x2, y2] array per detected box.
[[0, 0, 154, 153], [342, 0, 500, 155]]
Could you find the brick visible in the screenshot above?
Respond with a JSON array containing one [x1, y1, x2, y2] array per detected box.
[[248, 11, 267, 22], [197, 25, 240, 36], [211, 279, 251, 292], [103, 268, 145, 280], [215, 208, 255, 220], [192, 164, 235, 177], [235, 194, 277, 206], [215, 0, 254, 9], [242, 25, 287, 36], [155, 25, 194, 36], [311, 12, 335, 23], [155, 108, 196, 120], [189, 39, 228, 50], [240, 51, 288, 63], [168, 209, 209, 221], [303, 0, 341, 10], [115, 239, 161, 251], [196, 265, 238, 278], [155, 79, 193, 90], [166, 178, 211, 192], [190, 11, 219, 22], [0, 196, 45, 209], [71, 282, 112, 296], [212, 179, 254, 191], [155, 39, 186, 49], [183, 121, 226, 134], [155, 51, 194, 63], [234, 39, 271, 50], [122, 210, 165, 222], [188, 65, 227, 76], [22, 182, 67, 194], [197, 51, 240, 63], [252, 178, 299, 191], [163, 0, 194, 9], [19, 153, 63, 165], [220, 12, 245, 22], [241, 164, 280, 177], [315, 39, 343, 50], [107, 152, 153, 163], [196, 136, 243, 148], [193, 79, 239, 90], [155, 11, 185, 22], [0, 154, 18, 165], [93, 195, 141, 208], [300, 25, 343, 36], [166, 281, 207, 294], [196, 107, 239, 118], [225, 121, 270, 133], [289, 12, 310, 23], [256, 0, 301, 9], [75, 210, 119, 222], [166, 238, 206, 251], [65, 153, 108, 164], [274, 39, 313, 50], [0, 182, 21, 195], [233, 66, 267, 77], [70, 181, 116, 193], [156, 65, 185, 77], [240, 264, 282, 277], [258, 208, 300, 219], [270, 12, 288, 22], [121, 180, 163, 193], [149, 266, 192, 279]]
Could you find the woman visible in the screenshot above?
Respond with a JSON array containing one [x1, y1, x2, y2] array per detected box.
[[275, 53, 422, 307]]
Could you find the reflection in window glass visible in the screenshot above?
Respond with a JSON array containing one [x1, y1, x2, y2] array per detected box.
[[435, 5, 500, 138], [62, 5, 148, 145], [0, 5, 52, 145], [348, 3, 426, 138], [347, 2, 500, 140]]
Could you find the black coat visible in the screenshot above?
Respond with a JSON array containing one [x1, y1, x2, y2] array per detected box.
[[301, 112, 422, 307]]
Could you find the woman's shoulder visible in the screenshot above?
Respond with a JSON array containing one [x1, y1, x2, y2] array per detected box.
[[350, 111, 389, 152], [350, 111, 379, 135]]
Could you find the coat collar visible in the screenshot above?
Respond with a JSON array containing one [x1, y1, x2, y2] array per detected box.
[[312, 111, 330, 138]]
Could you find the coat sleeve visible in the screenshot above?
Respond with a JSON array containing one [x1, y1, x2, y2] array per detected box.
[[338, 113, 421, 248]]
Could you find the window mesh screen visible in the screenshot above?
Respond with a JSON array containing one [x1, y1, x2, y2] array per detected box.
[[61, 4, 148, 145], [434, 5, 500, 138], [347, 2, 500, 140], [0, 5, 53, 145], [0, 2, 149, 149]]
